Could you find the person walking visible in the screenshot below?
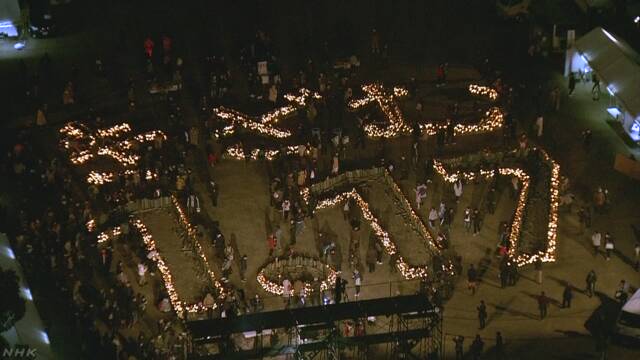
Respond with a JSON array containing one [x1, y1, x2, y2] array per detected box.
[[454, 335, 464, 360], [592, 73, 600, 101], [468, 264, 478, 295], [538, 291, 549, 320], [562, 283, 573, 308], [591, 230, 601, 257], [477, 300, 488, 329], [586, 270, 597, 297]]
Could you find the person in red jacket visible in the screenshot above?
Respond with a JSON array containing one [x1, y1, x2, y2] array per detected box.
[[268, 233, 277, 256], [144, 37, 154, 58]]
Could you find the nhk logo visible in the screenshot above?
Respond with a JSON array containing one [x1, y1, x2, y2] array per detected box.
[[2, 348, 37, 358]]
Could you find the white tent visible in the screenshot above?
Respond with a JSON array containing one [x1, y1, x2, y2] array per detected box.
[[0, 0, 21, 37], [567, 27, 640, 142], [622, 289, 640, 315]]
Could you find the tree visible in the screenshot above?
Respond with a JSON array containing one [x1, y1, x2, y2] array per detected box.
[[0, 267, 26, 333]]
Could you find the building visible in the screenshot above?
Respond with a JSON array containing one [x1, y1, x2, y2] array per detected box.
[[565, 27, 640, 143]]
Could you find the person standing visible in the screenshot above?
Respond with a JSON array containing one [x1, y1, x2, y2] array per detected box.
[[468, 264, 478, 295], [203, 293, 215, 319], [282, 199, 291, 220], [538, 291, 549, 320], [534, 259, 543, 284], [282, 278, 292, 307], [353, 269, 361, 300], [495, 332, 504, 360], [562, 283, 573, 308], [591, 230, 601, 257], [586, 270, 597, 297], [240, 255, 248, 282], [335, 275, 345, 304], [454, 335, 464, 360], [210, 181, 219, 206], [604, 232, 614, 260], [477, 300, 488, 329], [535, 114, 544, 138], [415, 182, 427, 210], [568, 72, 576, 96], [454, 179, 463, 203], [267, 233, 277, 257], [428, 207, 439, 228], [464, 207, 472, 233], [137, 261, 148, 286], [471, 335, 484, 360], [472, 208, 481, 236]]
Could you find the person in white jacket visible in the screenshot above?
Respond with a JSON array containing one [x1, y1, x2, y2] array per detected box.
[[454, 179, 463, 203]]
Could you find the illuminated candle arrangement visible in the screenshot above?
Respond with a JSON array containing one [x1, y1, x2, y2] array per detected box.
[[419, 107, 504, 136], [87, 171, 115, 185], [171, 196, 226, 304], [223, 143, 298, 161], [348, 84, 411, 138], [349, 83, 503, 138], [59, 121, 167, 185], [432, 150, 560, 267], [468, 84, 499, 100], [512, 150, 560, 266], [212, 88, 321, 138], [131, 218, 186, 318], [256, 257, 338, 296], [97, 226, 122, 244]]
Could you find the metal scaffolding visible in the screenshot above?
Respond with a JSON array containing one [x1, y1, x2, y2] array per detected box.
[[187, 294, 443, 360]]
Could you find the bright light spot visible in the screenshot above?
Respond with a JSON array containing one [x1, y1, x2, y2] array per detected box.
[[634, 16, 640, 24], [14, 42, 26, 50], [602, 29, 619, 44], [38, 331, 50, 344], [21, 287, 33, 301], [1, 245, 15, 259], [607, 85, 615, 96]]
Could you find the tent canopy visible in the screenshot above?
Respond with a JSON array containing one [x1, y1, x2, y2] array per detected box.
[[622, 289, 640, 315], [0, 0, 20, 22], [574, 27, 640, 119]]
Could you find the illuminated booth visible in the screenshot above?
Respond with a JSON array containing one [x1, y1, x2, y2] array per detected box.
[[0, 0, 21, 37], [565, 27, 640, 143]]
